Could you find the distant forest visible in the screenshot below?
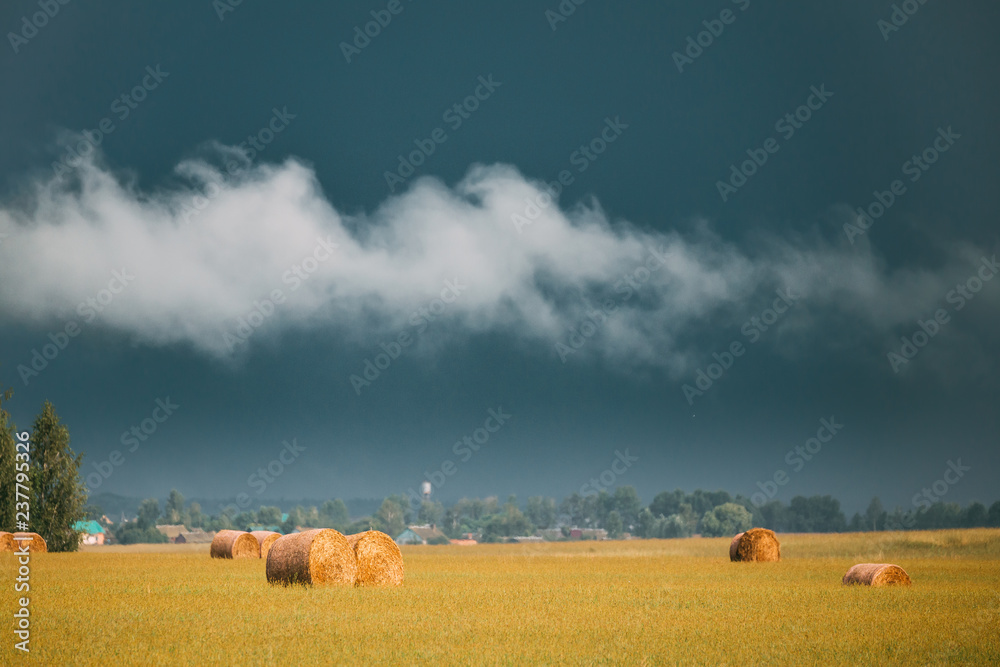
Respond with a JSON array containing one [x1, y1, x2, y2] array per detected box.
[[92, 487, 1000, 544]]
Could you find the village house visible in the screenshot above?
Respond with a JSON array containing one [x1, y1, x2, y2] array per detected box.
[[395, 524, 449, 545], [73, 520, 107, 546], [175, 529, 215, 544]]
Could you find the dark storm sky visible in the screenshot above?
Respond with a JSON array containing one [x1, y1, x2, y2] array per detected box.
[[0, 0, 997, 514]]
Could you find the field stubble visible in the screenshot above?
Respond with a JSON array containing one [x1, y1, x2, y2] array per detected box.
[[2, 529, 998, 665]]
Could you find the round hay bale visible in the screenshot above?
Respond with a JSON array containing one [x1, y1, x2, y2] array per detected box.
[[731, 528, 780, 562], [12, 532, 47, 553], [266, 529, 356, 586], [250, 531, 281, 559], [210, 530, 258, 559], [843, 563, 911, 586], [729, 532, 744, 561], [0, 531, 15, 552], [346, 531, 404, 587]]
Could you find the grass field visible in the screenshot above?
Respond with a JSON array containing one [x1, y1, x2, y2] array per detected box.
[[3, 529, 999, 665]]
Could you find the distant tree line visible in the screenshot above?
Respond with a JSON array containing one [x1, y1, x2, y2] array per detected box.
[[3, 376, 995, 546], [102, 486, 1000, 544]]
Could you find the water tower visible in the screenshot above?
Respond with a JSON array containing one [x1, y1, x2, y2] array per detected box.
[[421, 481, 432, 500]]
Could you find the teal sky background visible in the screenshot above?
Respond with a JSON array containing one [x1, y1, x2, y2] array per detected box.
[[0, 1, 997, 513]]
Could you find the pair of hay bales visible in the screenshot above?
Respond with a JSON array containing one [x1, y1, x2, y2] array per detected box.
[[266, 529, 404, 587], [210, 530, 280, 559], [727, 528, 911, 586], [0, 531, 47, 553]]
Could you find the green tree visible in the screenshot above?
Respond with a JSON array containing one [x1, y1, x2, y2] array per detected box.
[[605, 510, 624, 539], [659, 513, 693, 538], [115, 498, 167, 543], [29, 401, 87, 552], [0, 384, 17, 532], [137, 498, 160, 529], [205, 512, 233, 532], [375, 496, 409, 536], [648, 489, 685, 519], [188, 502, 205, 529], [754, 499, 791, 532], [963, 502, 988, 528], [258, 506, 283, 525], [613, 486, 642, 529], [164, 489, 185, 524], [787, 495, 847, 532], [559, 493, 587, 527], [988, 501, 1000, 528], [636, 507, 656, 538], [481, 505, 532, 542], [699, 503, 753, 537], [418, 500, 444, 526], [525, 496, 557, 530], [280, 507, 305, 533], [320, 499, 350, 527], [865, 497, 885, 531], [884, 506, 915, 531], [442, 507, 463, 537], [688, 489, 733, 516], [347, 517, 376, 534]]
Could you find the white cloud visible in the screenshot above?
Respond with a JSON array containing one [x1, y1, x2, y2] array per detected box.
[[0, 147, 992, 371]]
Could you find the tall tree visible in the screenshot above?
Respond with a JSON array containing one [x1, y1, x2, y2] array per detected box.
[[649, 489, 685, 519], [0, 384, 16, 532], [612, 486, 642, 529], [525, 496, 557, 530], [418, 500, 444, 526], [29, 401, 87, 551], [605, 510, 624, 539], [375, 496, 409, 536], [320, 499, 350, 526], [136, 498, 161, 530], [865, 497, 885, 531], [164, 489, 185, 524], [188, 502, 205, 529], [258, 505, 283, 526], [963, 502, 988, 528], [989, 501, 1000, 528]]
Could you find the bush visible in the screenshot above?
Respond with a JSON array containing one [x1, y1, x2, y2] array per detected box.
[[699, 503, 753, 537], [115, 525, 168, 545]]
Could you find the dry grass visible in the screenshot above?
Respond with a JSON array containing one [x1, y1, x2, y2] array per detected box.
[[843, 563, 912, 586], [2, 529, 999, 665], [210, 530, 257, 559], [346, 531, 404, 586], [266, 529, 356, 586]]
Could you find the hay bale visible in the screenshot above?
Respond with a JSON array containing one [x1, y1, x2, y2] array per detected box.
[[266, 529, 356, 586], [210, 530, 258, 559], [346, 531, 404, 587], [730, 528, 780, 562], [0, 532, 15, 552], [843, 563, 911, 586], [250, 531, 281, 559], [729, 532, 744, 562], [12, 532, 47, 553]]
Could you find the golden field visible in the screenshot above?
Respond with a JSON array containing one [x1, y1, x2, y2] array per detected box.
[[3, 529, 999, 665]]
